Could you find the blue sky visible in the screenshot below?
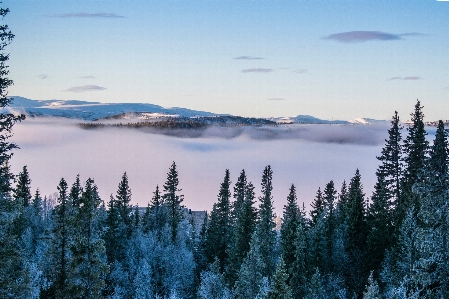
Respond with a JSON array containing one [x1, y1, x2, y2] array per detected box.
[[4, 0, 449, 120]]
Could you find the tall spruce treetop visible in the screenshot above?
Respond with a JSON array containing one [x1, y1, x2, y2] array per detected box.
[[347, 169, 367, 250], [280, 184, 299, 278], [162, 161, 184, 242], [255, 165, 276, 277], [401, 100, 428, 211], [377, 111, 403, 202], [232, 169, 247, 222], [70, 174, 83, 207], [309, 187, 324, 226], [427, 120, 449, 178], [204, 169, 232, 270], [0, 7, 25, 194], [14, 165, 32, 207], [116, 172, 133, 234]]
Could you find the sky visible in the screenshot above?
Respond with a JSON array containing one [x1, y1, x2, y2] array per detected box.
[[3, 0, 449, 120]]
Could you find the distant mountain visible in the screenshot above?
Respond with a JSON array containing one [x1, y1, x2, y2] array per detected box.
[[8, 96, 222, 121], [8, 96, 388, 125]]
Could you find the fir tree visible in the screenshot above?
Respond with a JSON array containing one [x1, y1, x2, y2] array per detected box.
[[116, 172, 133, 237], [399, 100, 428, 222], [104, 194, 125, 265], [322, 180, 337, 273], [377, 111, 403, 204], [268, 257, 293, 299], [225, 181, 257, 286], [362, 272, 381, 299], [290, 216, 307, 299], [48, 178, 73, 299], [14, 165, 32, 207], [204, 169, 232, 270], [69, 178, 109, 299], [162, 162, 184, 242], [255, 165, 276, 278], [70, 174, 82, 208], [280, 184, 299, 282], [232, 169, 247, 222], [309, 187, 324, 226]]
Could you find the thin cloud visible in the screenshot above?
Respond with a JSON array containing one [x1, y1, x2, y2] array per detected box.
[[48, 13, 125, 18], [63, 85, 106, 93], [233, 56, 264, 60], [38, 74, 48, 79], [293, 69, 307, 74], [268, 98, 285, 101], [325, 31, 408, 43], [388, 76, 422, 81], [79, 76, 96, 79], [241, 68, 273, 73]]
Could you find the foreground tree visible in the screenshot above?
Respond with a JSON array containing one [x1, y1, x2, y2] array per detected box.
[[162, 162, 184, 242]]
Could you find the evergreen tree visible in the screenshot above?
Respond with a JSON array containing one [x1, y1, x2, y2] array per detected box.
[[204, 169, 232, 270], [69, 178, 109, 299], [14, 165, 32, 207], [346, 169, 369, 297], [255, 165, 276, 278], [162, 162, 184, 242], [116, 172, 133, 237], [377, 111, 403, 204], [309, 187, 324, 226], [48, 178, 73, 299], [280, 184, 299, 282], [290, 216, 307, 299], [305, 268, 326, 299], [232, 169, 247, 222], [268, 257, 293, 299], [70, 174, 82, 208], [322, 180, 337, 273], [104, 194, 125, 265], [362, 272, 380, 299], [226, 181, 257, 286], [399, 100, 428, 222], [198, 259, 232, 299], [366, 172, 393, 277]]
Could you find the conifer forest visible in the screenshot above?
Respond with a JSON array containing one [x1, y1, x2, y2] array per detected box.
[[1, 6, 449, 299]]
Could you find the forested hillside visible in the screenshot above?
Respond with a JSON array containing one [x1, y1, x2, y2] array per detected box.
[[1, 6, 449, 299]]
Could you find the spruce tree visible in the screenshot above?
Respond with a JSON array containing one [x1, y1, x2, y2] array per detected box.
[[115, 172, 133, 237], [48, 178, 73, 299], [290, 216, 307, 299], [225, 181, 257, 286], [70, 178, 109, 299], [322, 180, 337, 273], [104, 194, 125, 265], [255, 165, 276, 278], [14, 165, 32, 207], [309, 187, 324, 226], [70, 174, 82, 208], [268, 257, 293, 299], [162, 162, 184, 242], [280, 184, 299, 282], [232, 169, 247, 222], [399, 100, 428, 223]]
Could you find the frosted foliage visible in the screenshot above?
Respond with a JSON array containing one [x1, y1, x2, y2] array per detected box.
[[362, 272, 380, 299], [132, 260, 153, 299], [198, 261, 232, 299]]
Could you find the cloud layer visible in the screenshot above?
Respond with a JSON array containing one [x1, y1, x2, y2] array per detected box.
[[63, 85, 106, 93], [325, 31, 422, 43], [241, 68, 273, 73], [49, 13, 125, 18], [10, 118, 385, 214], [233, 56, 264, 60], [388, 76, 422, 81]]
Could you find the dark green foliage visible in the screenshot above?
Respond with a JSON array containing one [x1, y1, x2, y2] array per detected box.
[[310, 187, 324, 226], [255, 165, 277, 278], [269, 257, 293, 299], [70, 174, 82, 207], [48, 178, 73, 298], [116, 172, 133, 237], [70, 178, 109, 299], [204, 169, 232, 270], [104, 194, 125, 265], [226, 181, 257, 286], [14, 165, 32, 207], [280, 184, 299, 282], [232, 169, 247, 222], [162, 162, 184, 242], [290, 217, 307, 299]]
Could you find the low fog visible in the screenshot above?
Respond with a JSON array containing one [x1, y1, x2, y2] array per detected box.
[[10, 117, 392, 214]]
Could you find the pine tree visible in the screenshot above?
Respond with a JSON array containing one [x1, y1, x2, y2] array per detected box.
[[14, 165, 32, 207], [280, 184, 299, 282], [69, 178, 109, 299], [204, 170, 232, 270], [268, 257, 293, 299], [225, 181, 257, 286], [162, 162, 184, 242]]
